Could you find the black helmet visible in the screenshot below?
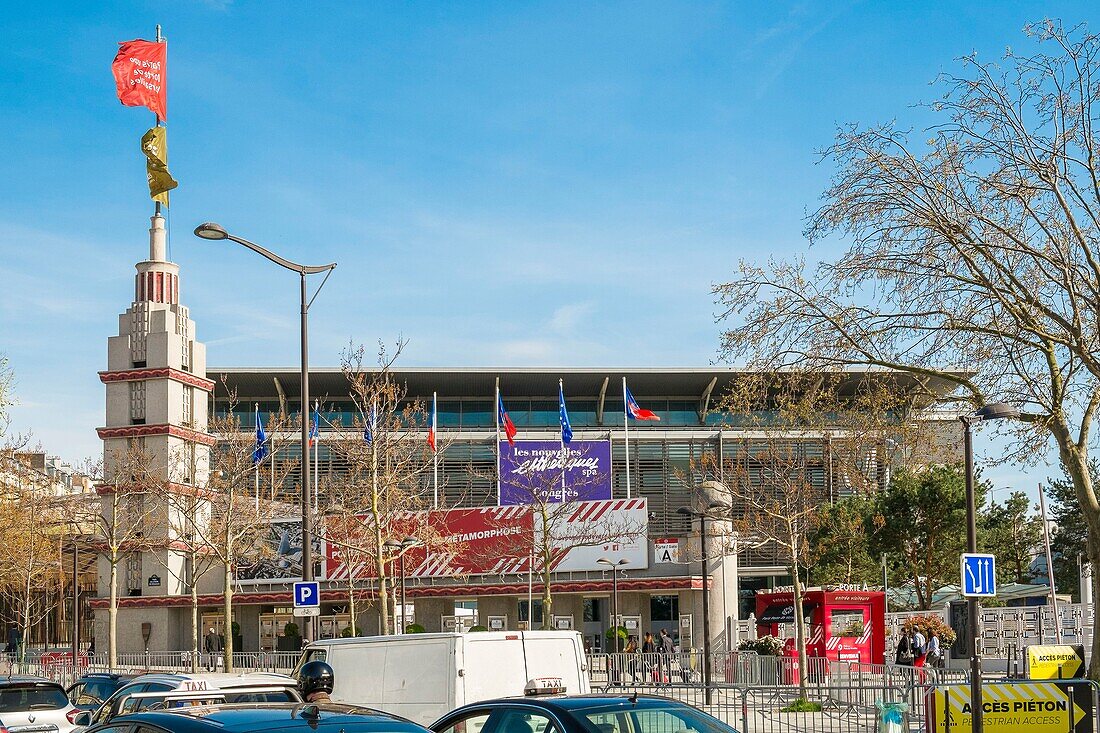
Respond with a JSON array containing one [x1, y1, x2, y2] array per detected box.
[[298, 660, 335, 696]]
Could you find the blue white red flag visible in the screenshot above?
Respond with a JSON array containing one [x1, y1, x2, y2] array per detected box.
[[625, 385, 660, 421], [427, 392, 438, 452], [558, 380, 573, 445], [253, 413, 268, 464], [498, 393, 517, 446]]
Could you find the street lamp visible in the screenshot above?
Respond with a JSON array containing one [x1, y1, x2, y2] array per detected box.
[[678, 501, 726, 704], [597, 558, 628, 654], [384, 537, 419, 634], [398, 537, 418, 632], [960, 402, 1019, 733], [194, 222, 336, 642]]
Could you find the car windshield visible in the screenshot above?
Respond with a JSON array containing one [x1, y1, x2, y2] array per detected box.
[[73, 679, 124, 705], [0, 684, 70, 712], [577, 703, 736, 733]]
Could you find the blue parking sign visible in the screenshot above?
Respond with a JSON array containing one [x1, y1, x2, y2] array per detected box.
[[960, 553, 996, 597], [293, 581, 320, 607]]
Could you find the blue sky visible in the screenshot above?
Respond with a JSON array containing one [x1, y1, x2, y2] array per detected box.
[[0, 1, 1091, 492]]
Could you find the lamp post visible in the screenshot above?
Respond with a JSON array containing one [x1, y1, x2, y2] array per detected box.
[[399, 537, 418, 632], [960, 402, 1019, 733], [194, 222, 336, 642], [597, 558, 628, 653], [678, 501, 726, 705]]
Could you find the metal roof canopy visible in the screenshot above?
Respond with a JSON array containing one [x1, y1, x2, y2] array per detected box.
[[206, 366, 966, 405]]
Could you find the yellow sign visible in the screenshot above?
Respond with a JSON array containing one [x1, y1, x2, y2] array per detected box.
[[928, 681, 1093, 733], [1027, 644, 1086, 679]]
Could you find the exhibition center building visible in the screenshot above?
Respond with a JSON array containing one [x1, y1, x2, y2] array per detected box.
[[93, 216, 960, 656]]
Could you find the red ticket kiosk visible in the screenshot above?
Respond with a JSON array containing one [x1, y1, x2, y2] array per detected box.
[[755, 587, 886, 664]]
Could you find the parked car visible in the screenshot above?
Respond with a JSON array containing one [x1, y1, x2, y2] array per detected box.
[[430, 691, 741, 733], [77, 702, 431, 733], [296, 631, 590, 725], [66, 673, 139, 711], [74, 672, 302, 728], [0, 675, 82, 733]]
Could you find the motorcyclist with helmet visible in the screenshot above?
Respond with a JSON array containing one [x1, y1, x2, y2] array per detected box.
[[297, 660, 335, 703]]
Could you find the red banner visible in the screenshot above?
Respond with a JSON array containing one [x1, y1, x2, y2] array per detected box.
[[112, 40, 167, 120]]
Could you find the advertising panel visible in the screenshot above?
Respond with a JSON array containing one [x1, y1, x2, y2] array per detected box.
[[323, 498, 648, 579], [236, 518, 326, 584], [498, 440, 612, 505]]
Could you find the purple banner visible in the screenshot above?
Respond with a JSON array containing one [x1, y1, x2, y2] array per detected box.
[[498, 440, 612, 505]]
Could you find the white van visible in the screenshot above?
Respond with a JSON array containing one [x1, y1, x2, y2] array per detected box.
[[296, 631, 590, 725]]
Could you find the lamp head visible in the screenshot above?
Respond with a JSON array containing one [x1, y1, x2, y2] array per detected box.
[[597, 558, 613, 567], [401, 536, 419, 547], [194, 222, 229, 240], [383, 539, 402, 550], [676, 506, 694, 517], [975, 403, 1020, 421]]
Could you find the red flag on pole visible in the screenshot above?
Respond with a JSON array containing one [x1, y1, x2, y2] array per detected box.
[[112, 39, 167, 121]]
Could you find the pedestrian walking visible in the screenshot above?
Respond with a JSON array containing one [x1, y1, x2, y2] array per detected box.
[[641, 632, 658, 682], [926, 631, 942, 669], [624, 636, 640, 682], [894, 631, 914, 666], [912, 627, 927, 668], [204, 627, 221, 671], [658, 628, 675, 685]]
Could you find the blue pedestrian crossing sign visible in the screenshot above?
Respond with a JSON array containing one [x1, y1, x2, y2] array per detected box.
[[293, 581, 320, 617], [961, 553, 996, 597]]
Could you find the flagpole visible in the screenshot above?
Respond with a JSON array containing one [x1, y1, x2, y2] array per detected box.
[[495, 378, 501, 506], [559, 379, 566, 503], [623, 377, 631, 500], [432, 391, 439, 509], [269, 415, 275, 501], [313, 399, 319, 515], [153, 23, 163, 217], [254, 403, 260, 510]]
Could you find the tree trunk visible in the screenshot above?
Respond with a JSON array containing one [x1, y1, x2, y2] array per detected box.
[[190, 554, 199, 673], [791, 562, 809, 701], [347, 575, 357, 636], [222, 561, 234, 671], [1055, 432, 1100, 679], [371, 441, 390, 635], [109, 557, 118, 668], [539, 509, 552, 629]]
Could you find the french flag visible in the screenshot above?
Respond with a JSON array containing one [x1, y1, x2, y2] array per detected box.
[[498, 393, 517, 446], [625, 385, 660, 421], [427, 392, 437, 452]]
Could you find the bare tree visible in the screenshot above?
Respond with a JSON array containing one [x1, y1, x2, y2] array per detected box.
[[0, 456, 64, 662], [714, 21, 1100, 677], [321, 342, 438, 635], [90, 441, 162, 668], [193, 394, 296, 670]]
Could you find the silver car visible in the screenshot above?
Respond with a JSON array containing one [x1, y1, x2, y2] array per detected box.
[[0, 676, 80, 733]]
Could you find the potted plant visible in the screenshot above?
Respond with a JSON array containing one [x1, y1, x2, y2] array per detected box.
[[277, 621, 301, 652], [231, 621, 243, 653], [404, 623, 426, 634], [468, 625, 489, 632]]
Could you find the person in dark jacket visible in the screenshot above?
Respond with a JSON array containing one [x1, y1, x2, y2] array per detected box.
[[894, 631, 914, 666]]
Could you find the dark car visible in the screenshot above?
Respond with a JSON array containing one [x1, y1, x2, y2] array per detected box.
[[431, 694, 740, 733], [80, 702, 431, 733], [67, 674, 139, 711]]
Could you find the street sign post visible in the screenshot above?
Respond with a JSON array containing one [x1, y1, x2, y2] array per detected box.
[[293, 580, 320, 618], [961, 553, 996, 597]]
